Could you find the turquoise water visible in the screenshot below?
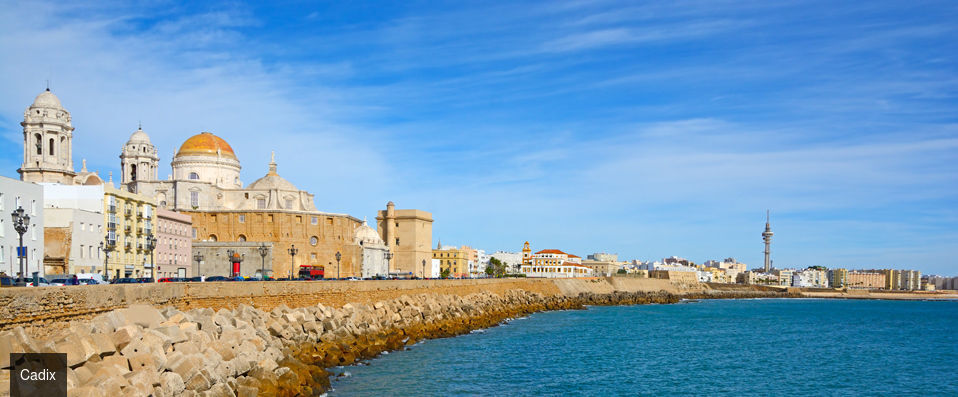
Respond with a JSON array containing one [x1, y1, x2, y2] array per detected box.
[[329, 299, 958, 396]]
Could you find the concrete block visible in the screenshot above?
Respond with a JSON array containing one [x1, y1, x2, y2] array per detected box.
[[127, 366, 161, 389], [111, 325, 139, 351], [169, 354, 205, 381], [208, 382, 236, 397], [100, 354, 131, 374], [0, 331, 23, 368], [161, 372, 186, 395], [55, 335, 96, 367], [155, 325, 188, 344], [92, 333, 117, 356], [117, 304, 166, 328], [174, 340, 201, 355], [185, 371, 212, 392]]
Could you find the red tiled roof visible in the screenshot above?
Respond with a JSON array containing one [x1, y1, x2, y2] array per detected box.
[[535, 249, 568, 255], [567, 254, 580, 258]]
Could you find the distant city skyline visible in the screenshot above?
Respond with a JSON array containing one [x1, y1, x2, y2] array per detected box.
[[1, 1, 956, 275]]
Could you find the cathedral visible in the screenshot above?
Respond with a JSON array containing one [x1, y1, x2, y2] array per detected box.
[[13, 87, 429, 279]]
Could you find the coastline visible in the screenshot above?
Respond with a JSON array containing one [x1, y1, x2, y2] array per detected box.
[[0, 279, 955, 396]]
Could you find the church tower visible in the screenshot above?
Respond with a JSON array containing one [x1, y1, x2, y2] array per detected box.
[[120, 125, 159, 192], [762, 210, 774, 273], [522, 241, 532, 265], [18, 89, 76, 184]]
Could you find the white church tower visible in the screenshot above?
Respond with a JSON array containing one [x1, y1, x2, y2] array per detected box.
[[18, 88, 76, 184], [120, 125, 159, 192]]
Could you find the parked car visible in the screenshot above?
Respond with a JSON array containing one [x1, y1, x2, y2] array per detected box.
[[76, 273, 107, 285], [48, 277, 81, 286], [112, 278, 139, 284], [25, 277, 52, 287], [158, 277, 186, 282], [186, 276, 204, 282], [205, 276, 229, 282], [1, 276, 16, 287]]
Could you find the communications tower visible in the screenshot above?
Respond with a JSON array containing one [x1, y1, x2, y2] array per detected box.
[[762, 210, 773, 273]]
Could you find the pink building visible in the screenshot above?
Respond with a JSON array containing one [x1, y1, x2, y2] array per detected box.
[[156, 208, 192, 278]]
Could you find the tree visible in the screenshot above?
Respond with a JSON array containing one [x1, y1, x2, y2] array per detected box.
[[440, 267, 451, 279], [487, 257, 507, 278], [616, 269, 628, 275]]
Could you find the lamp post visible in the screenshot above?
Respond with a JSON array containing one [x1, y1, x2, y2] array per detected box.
[[288, 245, 298, 280], [11, 207, 30, 285], [335, 251, 342, 279], [422, 259, 427, 279], [146, 234, 156, 281], [258, 243, 268, 280], [385, 251, 393, 278], [226, 249, 236, 278], [193, 253, 204, 279]]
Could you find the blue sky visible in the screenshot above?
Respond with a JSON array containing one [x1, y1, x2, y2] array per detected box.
[[1, 0, 956, 275]]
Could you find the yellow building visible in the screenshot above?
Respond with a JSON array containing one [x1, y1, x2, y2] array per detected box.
[[880, 269, 902, 290], [104, 184, 156, 279], [433, 244, 471, 278], [829, 268, 848, 288]]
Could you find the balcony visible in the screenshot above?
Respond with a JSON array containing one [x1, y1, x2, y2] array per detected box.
[[137, 243, 143, 251], [124, 226, 131, 234], [136, 227, 143, 235], [136, 211, 143, 219], [124, 242, 131, 250], [108, 205, 116, 213], [124, 209, 132, 217], [107, 222, 116, 230]]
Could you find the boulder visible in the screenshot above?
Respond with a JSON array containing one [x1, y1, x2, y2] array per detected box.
[[160, 372, 186, 395], [117, 304, 166, 329]]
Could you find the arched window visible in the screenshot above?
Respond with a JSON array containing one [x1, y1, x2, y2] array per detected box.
[[310, 236, 318, 246], [189, 172, 199, 180], [34, 134, 42, 155], [208, 234, 217, 242], [237, 235, 247, 242], [49, 138, 55, 155]]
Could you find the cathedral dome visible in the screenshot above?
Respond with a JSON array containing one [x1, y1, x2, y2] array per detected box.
[[354, 220, 385, 246], [175, 132, 236, 159], [128, 127, 151, 144], [247, 156, 297, 191], [31, 89, 63, 109]]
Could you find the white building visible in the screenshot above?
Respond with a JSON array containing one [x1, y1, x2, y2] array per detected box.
[[520, 249, 593, 278], [41, 183, 106, 275], [792, 269, 830, 288], [491, 251, 522, 273], [354, 220, 389, 279], [0, 176, 45, 278]]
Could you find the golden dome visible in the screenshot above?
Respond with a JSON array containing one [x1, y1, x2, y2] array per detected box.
[[176, 132, 236, 159]]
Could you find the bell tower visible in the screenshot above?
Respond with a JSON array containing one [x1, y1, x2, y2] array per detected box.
[[18, 88, 76, 184], [120, 124, 159, 192]]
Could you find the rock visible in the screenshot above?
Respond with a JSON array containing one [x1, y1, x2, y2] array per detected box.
[[161, 372, 186, 395], [55, 334, 97, 367], [185, 371, 212, 391], [155, 325, 188, 344], [111, 325, 139, 351], [208, 382, 236, 397], [117, 304, 166, 329]]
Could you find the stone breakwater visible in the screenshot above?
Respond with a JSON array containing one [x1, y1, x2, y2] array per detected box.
[[0, 288, 794, 396]]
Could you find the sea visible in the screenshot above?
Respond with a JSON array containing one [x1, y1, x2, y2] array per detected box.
[[327, 299, 958, 396]]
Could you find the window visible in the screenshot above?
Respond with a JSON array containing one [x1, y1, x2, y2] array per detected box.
[[80, 222, 85, 231], [189, 172, 199, 180], [80, 245, 84, 258], [208, 235, 217, 242], [257, 199, 266, 209], [192, 228, 197, 238], [190, 191, 199, 207], [311, 216, 318, 225], [32, 225, 37, 240], [35, 134, 42, 155], [310, 236, 318, 246], [49, 138, 55, 155], [15, 196, 21, 208], [285, 199, 293, 209], [238, 215, 246, 223], [238, 235, 247, 242]]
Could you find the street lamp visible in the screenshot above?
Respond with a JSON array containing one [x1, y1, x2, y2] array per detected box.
[[193, 253, 204, 279], [288, 245, 298, 280], [385, 251, 393, 278], [335, 251, 342, 279], [146, 234, 156, 281], [11, 207, 30, 285], [258, 243, 269, 280], [422, 259, 426, 279]]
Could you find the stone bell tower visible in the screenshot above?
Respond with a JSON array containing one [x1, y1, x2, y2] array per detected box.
[[18, 89, 76, 184], [120, 124, 159, 192]]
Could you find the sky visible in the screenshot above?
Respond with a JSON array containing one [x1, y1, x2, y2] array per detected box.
[[0, 0, 956, 275]]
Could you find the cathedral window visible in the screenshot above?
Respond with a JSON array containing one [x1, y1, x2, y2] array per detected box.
[[34, 134, 42, 155], [189, 172, 199, 180], [310, 236, 318, 246], [237, 235, 246, 242], [256, 199, 266, 209], [49, 138, 55, 155], [238, 215, 245, 223], [190, 191, 199, 207], [285, 199, 293, 209], [311, 216, 318, 225]]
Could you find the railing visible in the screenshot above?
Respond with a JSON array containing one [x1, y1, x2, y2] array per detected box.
[[124, 226, 131, 233], [108, 205, 116, 213], [136, 211, 143, 219], [124, 209, 132, 217], [137, 243, 143, 250], [124, 242, 131, 250], [108, 222, 116, 230], [136, 227, 143, 235]]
